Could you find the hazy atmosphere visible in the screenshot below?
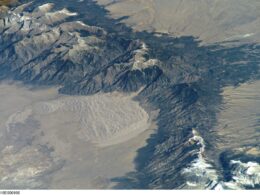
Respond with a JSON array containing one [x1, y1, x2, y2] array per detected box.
[[0, 0, 260, 190]]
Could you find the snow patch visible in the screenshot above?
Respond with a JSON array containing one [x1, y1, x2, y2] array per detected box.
[[37, 3, 54, 12], [131, 42, 160, 70], [182, 129, 219, 189], [242, 33, 255, 38], [57, 8, 78, 16], [229, 160, 260, 187], [182, 129, 260, 189]]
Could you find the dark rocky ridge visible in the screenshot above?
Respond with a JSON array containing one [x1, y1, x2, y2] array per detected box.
[[0, 0, 260, 189]]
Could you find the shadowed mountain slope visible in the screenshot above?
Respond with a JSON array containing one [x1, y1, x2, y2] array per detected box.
[[0, 0, 260, 189]]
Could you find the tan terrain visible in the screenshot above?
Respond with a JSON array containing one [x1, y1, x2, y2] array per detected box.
[[97, 0, 260, 44], [0, 82, 157, 188]]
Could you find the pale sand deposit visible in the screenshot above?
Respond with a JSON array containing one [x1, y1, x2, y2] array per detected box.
[[0, 81, 157, 189]]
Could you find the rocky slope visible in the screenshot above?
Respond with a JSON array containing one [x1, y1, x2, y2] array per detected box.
[[0, 0, 260, 189], [0, 1, 163, 95]]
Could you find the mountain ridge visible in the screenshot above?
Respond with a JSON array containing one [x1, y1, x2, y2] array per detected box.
[[0, 0, 260, 189]]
